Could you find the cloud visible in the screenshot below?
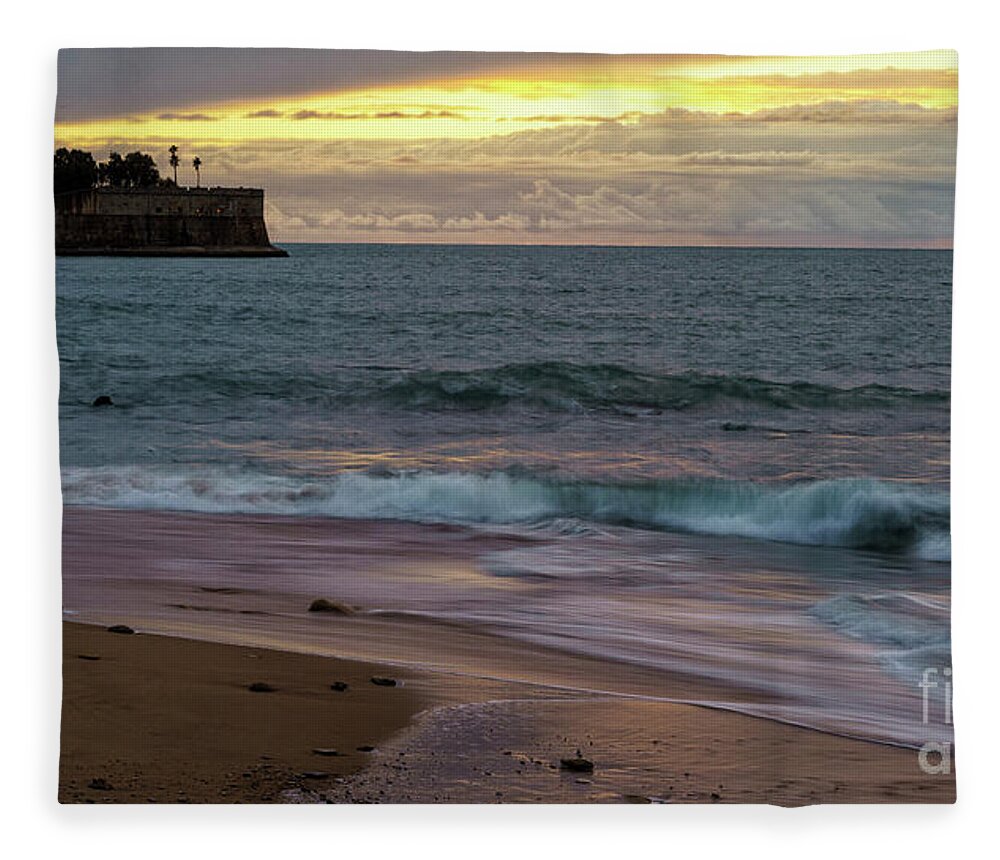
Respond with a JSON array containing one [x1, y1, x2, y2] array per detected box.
[[510, 111, 644, 124], [674, 150, 817, 167], [315, 210, 441, 231], [156, 112, 218, 121], [718, 67, 957, 92], [69, 97, 954, 247], [740, 100, 957, 124], [258, 164, 953, 246], [289, 109, 464, 120], [56, 49, 575, 122], [245, 109, 285, 119]]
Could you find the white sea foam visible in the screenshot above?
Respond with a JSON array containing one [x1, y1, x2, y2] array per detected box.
[[810, 592, 951, 684], [62, 466, 950, 559]]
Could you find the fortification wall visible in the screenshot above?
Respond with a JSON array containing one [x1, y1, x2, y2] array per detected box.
[[55, 188, 287, 256]]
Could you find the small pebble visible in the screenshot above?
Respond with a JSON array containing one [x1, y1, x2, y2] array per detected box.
[[307, 598, 354, 614], [559, 751, 595, 773], [248, 682, 276, 692]]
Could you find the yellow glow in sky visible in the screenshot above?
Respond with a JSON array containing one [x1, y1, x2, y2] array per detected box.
[[55, 51, 958, 148]]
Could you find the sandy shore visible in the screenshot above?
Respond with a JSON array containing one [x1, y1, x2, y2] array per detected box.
[[60, 507, 956, 804], [60, 620, 955, 804], [60, 622, 425, 803]]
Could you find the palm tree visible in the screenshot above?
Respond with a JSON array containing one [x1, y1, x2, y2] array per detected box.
[[192, 157, 202, 188], [168, 145, 179, 185]]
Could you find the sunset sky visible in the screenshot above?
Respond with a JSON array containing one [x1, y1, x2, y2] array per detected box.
[[55, 49, 957, 247]]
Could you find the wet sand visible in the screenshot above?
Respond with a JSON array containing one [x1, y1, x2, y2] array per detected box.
[[60, 620, 955, 804], [60, 508, 956, 804]]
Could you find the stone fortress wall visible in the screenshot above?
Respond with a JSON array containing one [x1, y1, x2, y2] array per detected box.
[[56, 187, 287, 257]]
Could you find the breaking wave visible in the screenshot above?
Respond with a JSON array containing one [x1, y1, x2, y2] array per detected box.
[[62, 466, 950, 559]]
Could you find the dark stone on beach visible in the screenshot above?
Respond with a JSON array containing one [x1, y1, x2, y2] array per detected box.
[[370, 676, 397, 687], [302, 771, 330, 780], [711, 792, 722, 802], [248, 682, 276, 692], [77, 654, 101, 661], [92, 395, 114, 407], [329, 681, 349, 692], [623, 794, 652, 803], [559, 753, 595, 773], [356, 745, 376, 753], [88, 778, 113, 791], [722, 422, 749, 432], [106, 625, 134, 635], [312, 748, 340, 757], [308, 598, 354, 614]]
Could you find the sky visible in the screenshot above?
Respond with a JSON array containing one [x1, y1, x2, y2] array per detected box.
[[55, 49, 957, 247]]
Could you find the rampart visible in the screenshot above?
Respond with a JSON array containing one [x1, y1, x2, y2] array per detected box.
[[55, 187, 288, 257]]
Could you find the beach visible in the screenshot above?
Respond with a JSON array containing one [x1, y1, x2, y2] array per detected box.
[[57, 245, 954, 803], [60, 615, 954, 805], [60, 507, 955, 804], [60, 622, 423, 803]]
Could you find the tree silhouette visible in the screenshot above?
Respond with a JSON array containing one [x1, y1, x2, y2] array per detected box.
[[168, 145, 180, 185], [98, 152, 127, 187], [192, 156, 202, 188], [97, 151, 160, 188], [122, 152, 160, 187], [54, 148, 98, 194], [56, 147, 163, 192]]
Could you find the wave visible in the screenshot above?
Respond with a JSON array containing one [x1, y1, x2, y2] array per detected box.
[[810, 593, 951, 683], [377, 363, 948, 413], [66, 361, 949, 414], [811, 593, 950, 650], [62, 466, 950, 559]]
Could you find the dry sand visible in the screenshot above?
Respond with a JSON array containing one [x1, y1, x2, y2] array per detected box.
[[60, 622, 423, 803]]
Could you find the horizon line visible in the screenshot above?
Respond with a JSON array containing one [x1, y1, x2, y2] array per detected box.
[[271, 240, 954, 252]]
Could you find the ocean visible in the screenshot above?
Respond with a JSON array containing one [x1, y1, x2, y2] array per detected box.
[[57, 244, 952, 748]]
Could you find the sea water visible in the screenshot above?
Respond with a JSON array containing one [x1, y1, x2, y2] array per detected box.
[[56, 244, 952, 745]]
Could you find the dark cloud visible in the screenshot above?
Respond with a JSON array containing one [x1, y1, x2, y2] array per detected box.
[[373, 110, 464, 119], [637, 101, 956, 127], [725, 67, 957, 91], [56, 48, 592, 122], [512, 111, 644, 124], [156, 112, 217, 121], [289, 109, 464, 120], [244, 109, 284, 119], [290, 110, 364, 120], [742, 100, 957, 124]]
